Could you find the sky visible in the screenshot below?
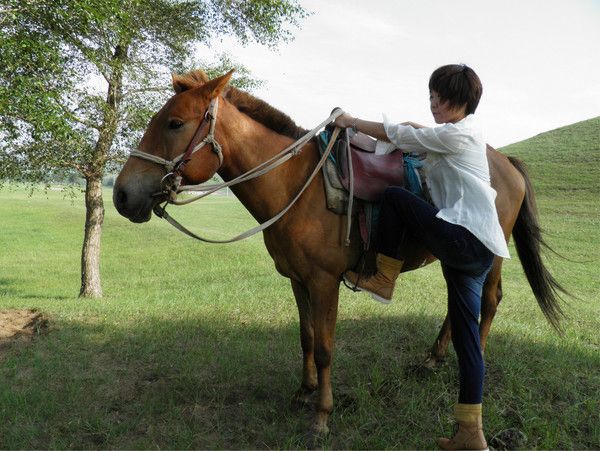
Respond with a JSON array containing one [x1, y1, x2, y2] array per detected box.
[[198, 0, 600, 147]]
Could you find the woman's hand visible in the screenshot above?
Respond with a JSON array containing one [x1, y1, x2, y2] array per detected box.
[[332, 111, 356, 129], [401, 121, 427, 129], [331, 109, 390, 141]]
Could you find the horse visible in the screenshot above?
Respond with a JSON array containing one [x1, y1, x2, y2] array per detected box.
[[112, 69, 565, 435]]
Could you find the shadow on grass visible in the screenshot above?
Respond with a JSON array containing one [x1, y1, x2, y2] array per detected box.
[[0, 311, 598, 450], [0, 278, 19, 297], [0, 278, 71, 301]]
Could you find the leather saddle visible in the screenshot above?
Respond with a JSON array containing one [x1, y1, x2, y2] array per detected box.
[[333, 130, 405, 202]]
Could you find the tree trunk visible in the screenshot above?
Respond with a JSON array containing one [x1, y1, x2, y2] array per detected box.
[[77, 41, 129, 298], [79, 175, 104, 298]]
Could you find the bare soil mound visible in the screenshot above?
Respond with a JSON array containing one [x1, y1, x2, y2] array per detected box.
[[0, 309, 48, 344]]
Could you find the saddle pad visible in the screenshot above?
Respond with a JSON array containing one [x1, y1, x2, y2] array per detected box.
[[322, 155, 351, 215]]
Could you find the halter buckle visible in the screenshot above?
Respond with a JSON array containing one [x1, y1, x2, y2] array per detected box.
[[159, 172, 183, 201]]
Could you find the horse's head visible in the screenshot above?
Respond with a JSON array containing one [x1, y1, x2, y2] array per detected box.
[[113, 70, 233, 222]]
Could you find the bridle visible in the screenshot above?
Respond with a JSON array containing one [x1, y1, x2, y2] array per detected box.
[[127, 99, 346, 244], [129, 97, 223, 198]]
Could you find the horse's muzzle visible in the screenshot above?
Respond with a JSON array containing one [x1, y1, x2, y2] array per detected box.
[[112, 176, 164, 223]]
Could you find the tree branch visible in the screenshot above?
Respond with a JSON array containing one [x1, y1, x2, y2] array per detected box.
[[58, 160, 91, 178], [57, 102, 101, 131], [122, 86, 168, 97]]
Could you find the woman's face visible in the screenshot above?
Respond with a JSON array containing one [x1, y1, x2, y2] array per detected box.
[[430, 90, 467, 124]]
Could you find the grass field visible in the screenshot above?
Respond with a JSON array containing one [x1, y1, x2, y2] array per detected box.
[[1, 117, 599, 449]]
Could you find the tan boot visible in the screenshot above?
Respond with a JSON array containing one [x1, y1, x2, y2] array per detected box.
[[343, 253, 403, 304], [437, 403, 488, 450]]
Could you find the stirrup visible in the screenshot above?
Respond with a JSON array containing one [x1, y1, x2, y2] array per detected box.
[[342, 271, 362, 292]]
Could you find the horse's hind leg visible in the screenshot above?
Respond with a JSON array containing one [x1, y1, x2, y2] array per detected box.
[[424, 257, 504, 368], [424, 315, 452, 369], [290, 279, 318, 407], [479, 257, 503, 352]]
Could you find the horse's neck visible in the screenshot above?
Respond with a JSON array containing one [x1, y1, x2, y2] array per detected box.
[[218, 108, 317, 223]]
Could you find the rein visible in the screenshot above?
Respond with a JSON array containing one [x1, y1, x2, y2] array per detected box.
[[130, 102, 346, 244]]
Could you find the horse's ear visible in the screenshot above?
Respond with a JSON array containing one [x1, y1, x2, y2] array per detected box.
[[204, 69, 235, 98], [190, 69, 209, 84], [172, 74, 198, 94]]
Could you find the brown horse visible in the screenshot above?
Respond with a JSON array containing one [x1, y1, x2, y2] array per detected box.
[[113, 70, 564, 435]]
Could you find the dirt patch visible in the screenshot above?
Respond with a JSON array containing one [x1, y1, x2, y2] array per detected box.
[[0, 309, 48, 348]]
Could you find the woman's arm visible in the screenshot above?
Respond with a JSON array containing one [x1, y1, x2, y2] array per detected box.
[[333, 112, 427, 140], [334, 110, 459, 155]]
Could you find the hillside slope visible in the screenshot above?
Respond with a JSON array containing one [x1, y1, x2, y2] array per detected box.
[[500, 116, 600, 195]]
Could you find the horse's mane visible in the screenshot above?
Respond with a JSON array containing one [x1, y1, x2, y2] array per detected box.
[[225, 88, 308, 139], [179, 70, 308, 139]]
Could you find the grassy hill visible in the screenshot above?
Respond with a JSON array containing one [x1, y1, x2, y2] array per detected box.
[[500, 116, 600, 195]]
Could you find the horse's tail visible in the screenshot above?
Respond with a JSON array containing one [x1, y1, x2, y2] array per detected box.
[[508, 156, 568, 333]]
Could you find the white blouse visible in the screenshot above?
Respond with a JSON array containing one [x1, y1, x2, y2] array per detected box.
[[383, 114, 510, 258]]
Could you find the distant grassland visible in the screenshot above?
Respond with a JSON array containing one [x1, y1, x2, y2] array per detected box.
[[0, 117, 599, 449], [501, 116, 600, 195]]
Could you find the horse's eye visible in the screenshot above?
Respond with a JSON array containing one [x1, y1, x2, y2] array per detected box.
[[169, 119, 183, 130]]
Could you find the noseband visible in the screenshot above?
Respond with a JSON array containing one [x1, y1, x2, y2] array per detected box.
[[129, 97, 223, 196]]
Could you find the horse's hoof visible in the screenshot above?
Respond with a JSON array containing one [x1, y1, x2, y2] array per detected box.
[[306, 420, 329, 447], [296, 419, 329, 449], [311, 420, 329, 436], [299, 426, 328, 449], [422, 353, 445, 370], [404, 354, 445, 377], [312, 411, 331, 434], [291, 388, 316, 410]]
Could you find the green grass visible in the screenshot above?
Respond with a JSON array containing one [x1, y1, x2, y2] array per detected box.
[[501, 116, 600, 196], [1, 117, 599, 449]]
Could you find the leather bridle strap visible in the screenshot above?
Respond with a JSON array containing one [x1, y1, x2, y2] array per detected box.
[[129, 97, 222, 174], [177, 97, 223, 172]]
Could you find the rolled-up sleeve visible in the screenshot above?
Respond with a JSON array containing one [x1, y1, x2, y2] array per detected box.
[[383, 114, 462, 155]]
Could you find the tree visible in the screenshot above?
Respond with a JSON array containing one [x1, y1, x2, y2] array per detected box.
[[0, 0, 307, 297]]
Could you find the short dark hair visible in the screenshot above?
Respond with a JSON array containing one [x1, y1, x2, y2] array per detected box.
[[429, 64, 482, 115]]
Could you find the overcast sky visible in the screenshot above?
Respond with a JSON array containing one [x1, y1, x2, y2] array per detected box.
[[200, 0, 600, 147]]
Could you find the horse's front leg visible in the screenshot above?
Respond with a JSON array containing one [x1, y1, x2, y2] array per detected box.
[[307, 274, 340, 436], [290, 278, 318, 407]]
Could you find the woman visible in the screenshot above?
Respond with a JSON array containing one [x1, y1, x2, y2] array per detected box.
[[333, 64, 509, 450]]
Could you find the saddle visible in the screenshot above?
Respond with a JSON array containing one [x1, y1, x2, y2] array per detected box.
[[317, 129, 400, 248], [334, 131, 405, 202], [319, 128, 428, 248]]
